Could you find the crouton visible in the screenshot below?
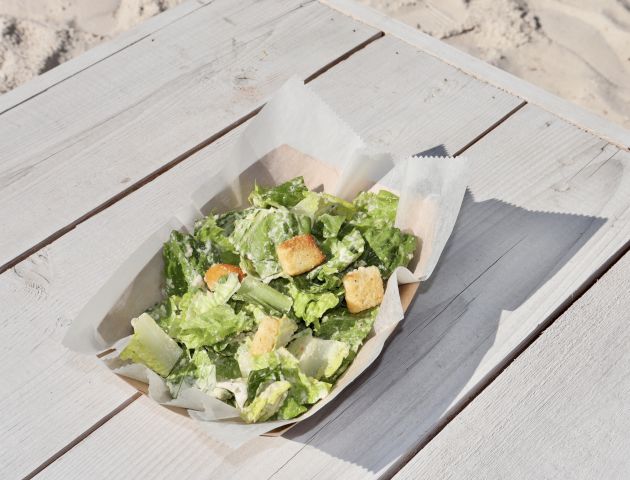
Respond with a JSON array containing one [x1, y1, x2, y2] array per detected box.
[[251, 316, 298, 355], [204, 263, 245, 290], [343, 266, 384, 313], [276, 234, 325, 276]]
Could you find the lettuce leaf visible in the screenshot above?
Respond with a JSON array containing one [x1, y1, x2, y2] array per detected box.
[[165, 349, 217, 398], [311, 229, 365, 280], [287, 330, 349, 380], [235, 276, 293, 314], [362, 227, 417, 276], [317, 307, 377, 353], [351, 190, 398, 230], [240, 380, 292, 423], [230, 208, 305, 281], [236, 344, 299, 378], [249, 177, 308, 209], [246, 366, 330, 420], [120, 313, 183, 377], [171, 291, 253, 349], [162, 231, 204, 297], [293, 191, 356, 220], [289, 284, 339, 329], [193, 214, 240, 267]]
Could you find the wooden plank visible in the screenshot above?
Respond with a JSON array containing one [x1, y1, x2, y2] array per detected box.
[[322, 0, 630, 151], [38, 104, 630, 479], [0, 0, 379, 272], [394, 251, 630, 480], [0, 35, 520, 479], [0, 0, 214, 114]]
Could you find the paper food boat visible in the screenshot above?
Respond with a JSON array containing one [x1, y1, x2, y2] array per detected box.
[[64, 78, 469, 447]]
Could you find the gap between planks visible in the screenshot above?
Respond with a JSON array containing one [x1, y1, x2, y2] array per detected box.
[[22, 393, 143, 480], [24, 69, 529, 480], [0, 31, 383, 278]]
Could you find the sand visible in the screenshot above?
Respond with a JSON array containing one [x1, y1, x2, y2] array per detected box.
[[1, 0, 629, 128]]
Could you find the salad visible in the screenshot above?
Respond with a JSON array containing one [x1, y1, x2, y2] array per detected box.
[[119, 176, 417, 423]]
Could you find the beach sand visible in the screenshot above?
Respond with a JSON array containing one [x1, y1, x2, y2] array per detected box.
[[1, 0, 629, 128]]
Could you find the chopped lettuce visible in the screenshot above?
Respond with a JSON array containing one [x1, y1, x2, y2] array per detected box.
[[314, 213, 345, 239], [165, 349, 216, 397], [363, 227, 416, 275], [236, 343, 299, 378], [292, 191, 356, 220], [235, 276, 293, 314], [289, 284, 339, 329], [240, 380, 292, 423], [193, 214, 240, 266], [317, 307, 377, 353], [249, 177, 309, 209], [171, 290, 253, 349], [230, 208, 305, 281], [351, 190, 398, 230], [120, 313, 182, 377], [246, 366, 330, 420], [312, 229, 365, 280], [162, 231, 204, 297], [287, 330, 349, 380]]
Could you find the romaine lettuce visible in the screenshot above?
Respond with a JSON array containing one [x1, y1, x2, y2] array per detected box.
[[120, 313, 183, 377]]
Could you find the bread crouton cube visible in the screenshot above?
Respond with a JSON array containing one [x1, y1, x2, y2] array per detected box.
[[343, 266, 384, 313], [204, 263, 245, 290], [251, 316, 281, 355], [276, 234, 325, 276]]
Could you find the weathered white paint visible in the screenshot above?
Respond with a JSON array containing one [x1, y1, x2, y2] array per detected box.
[[395, 251, 630, 480], [0, 34, 520, 479], [0, 0, 378, 270], [34, 104, 630, 479], [322, 0, 630, 150]]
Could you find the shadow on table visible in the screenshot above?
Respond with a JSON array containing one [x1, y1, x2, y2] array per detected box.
[[275, 146, 606, 475]]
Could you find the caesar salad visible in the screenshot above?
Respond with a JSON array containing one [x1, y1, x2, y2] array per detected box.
[[117, 176, 417, 423]]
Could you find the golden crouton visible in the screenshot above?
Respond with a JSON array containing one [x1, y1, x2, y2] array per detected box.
[[276, 234, 325, 276], [343, 266, 384, 313], [204, 263, 245, 290], [251, 317, 280, 355]]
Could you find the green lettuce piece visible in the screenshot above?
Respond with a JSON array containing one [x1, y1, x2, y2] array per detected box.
[[289, 284, 339, 329], [287, 329, 349, 379], [249, 177, 308, 209], [171, 291, 253, 349], [145, 295, 181, 334], [292, 273, 343, 296], [165, 349, 217, 398], [351, 190, 398, 230], [293, 191, 356, 220], [208, 273, 240, 306], [314, 213, 345, 239], [230, 208, 304, 281], [162, 231, 203, 297], [120, 313, 183, 377], [236, 276, 293, 314], [193, 214, 240, 266], [311, 229, 365, 280], [236, 343, 299, 377], [240, 380, 292, 423], [317, 307, 377, 353], [363, 227, 417, 276], [206, 349, 242, 381], [246, 366, 331, 420]]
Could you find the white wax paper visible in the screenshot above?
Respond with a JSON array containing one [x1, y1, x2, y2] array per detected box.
[[64, 77, 469, 447]]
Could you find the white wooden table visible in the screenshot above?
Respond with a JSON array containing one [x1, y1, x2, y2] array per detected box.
[[1, 1, 629, 478]]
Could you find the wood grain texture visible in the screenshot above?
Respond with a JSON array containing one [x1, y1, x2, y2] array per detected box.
[[0, 0, 378, 271], [0, 0, 215, 114], [395, 251, 630, 480], [0, 35, 520, 479], [322, 0, 630, 151], [39, 104, 630, 480]]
